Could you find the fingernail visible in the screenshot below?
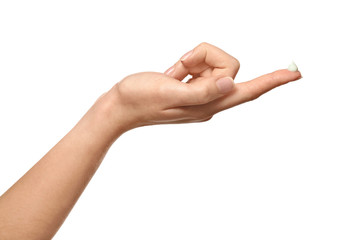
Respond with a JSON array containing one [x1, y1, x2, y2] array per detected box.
[[180, 49, 194, 61], [164, 65, 175, 76], [288, 61, 298, 72], [216, 77, 234, 94]]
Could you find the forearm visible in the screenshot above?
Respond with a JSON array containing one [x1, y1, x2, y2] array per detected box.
[[0, 42, 302, 239], [0, 91, 124, 239]]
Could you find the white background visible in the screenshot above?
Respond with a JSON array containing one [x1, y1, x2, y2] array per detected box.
[[0, 0, 348, 239]]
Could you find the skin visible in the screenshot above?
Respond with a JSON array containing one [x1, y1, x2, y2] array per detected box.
[[0, 42, 301, 239]]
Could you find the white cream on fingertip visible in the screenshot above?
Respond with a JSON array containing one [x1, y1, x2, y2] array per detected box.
[[288, 61, 298, 72]]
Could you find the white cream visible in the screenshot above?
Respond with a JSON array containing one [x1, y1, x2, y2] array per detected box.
[[288, 61, 298, 72]]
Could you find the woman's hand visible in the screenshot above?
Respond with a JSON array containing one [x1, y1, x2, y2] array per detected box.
[[103, 42, 301, 133], [0, 43, 302, 239]]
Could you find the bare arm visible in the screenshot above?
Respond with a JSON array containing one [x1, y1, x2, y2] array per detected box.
[[0, 93, 126, 239], [0, 43, 301, 239]]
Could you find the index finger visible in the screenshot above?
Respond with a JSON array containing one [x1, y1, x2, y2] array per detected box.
[[166, 42, 240, 81], [197, 69, 302, 114]]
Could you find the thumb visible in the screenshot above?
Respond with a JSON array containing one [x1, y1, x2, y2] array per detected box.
[[215, 76, 236, 94], [180, 75, 235, 106]]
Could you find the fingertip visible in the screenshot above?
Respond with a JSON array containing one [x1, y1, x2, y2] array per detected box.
[[286, 61, 302, 79], [272, 69, 302, 83]]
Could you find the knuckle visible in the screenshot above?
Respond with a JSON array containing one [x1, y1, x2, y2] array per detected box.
[[116, 81, 128, 97], [232, 57, 240, 69], [116, 73, 138, 96], [198, 42, 210, 48], [197, 42, 212, 53]]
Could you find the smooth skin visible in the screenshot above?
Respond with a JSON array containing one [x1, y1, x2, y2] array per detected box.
[[0, 42, 301, 239]]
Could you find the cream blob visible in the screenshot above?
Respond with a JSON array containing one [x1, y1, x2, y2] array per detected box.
[[288, 61, 298, 72]]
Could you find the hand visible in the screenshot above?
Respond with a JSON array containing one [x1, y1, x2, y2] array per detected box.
[[104, 42, 302, 132], [0, 43, 302, 239]]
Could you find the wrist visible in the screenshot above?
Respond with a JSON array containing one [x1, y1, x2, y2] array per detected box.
[[90, 88, 134, 139]]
